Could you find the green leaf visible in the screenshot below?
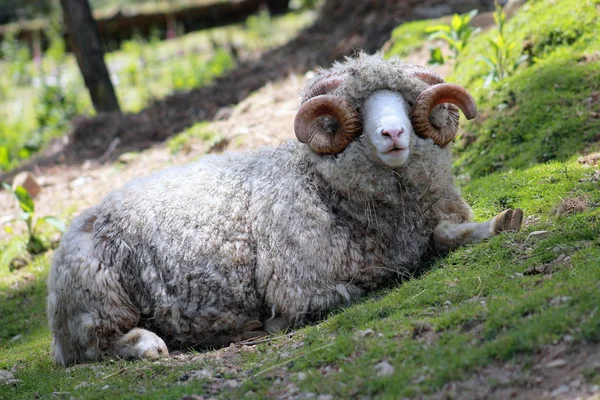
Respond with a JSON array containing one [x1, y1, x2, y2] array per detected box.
[[428, 31, 452, 42], [19, 212, 31, 221], [464, 9, 479, 23], [428, 47, 445, 65], [487, 38, 500, 51], [451, 14, 462, 32], [0, 146, 9, 168], [424, 25, 451, 33], [40, 216, 65, 233], [13, 185, 34, 213]]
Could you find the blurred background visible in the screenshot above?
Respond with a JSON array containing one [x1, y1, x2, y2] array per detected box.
[[0, 0, 496, 173]]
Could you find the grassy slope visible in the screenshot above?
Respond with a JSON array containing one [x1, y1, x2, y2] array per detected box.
[[451, 0, 600, 179], [2, 0, 600, 398]]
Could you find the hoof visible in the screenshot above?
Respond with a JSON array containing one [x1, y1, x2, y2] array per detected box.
[[492, 208, 523, 234]]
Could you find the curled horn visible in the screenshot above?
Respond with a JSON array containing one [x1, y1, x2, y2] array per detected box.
[[295, 75, 362, 155], [407, 66, 477, 147], [302, 75, 346, 102]]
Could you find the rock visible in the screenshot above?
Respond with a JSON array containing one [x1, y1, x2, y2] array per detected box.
[[317, 395, 334, 400], [12, 171, 41, 198], [357, 328, 376, 337], [117, 152, 140, 164], [214, 107, 233, 121], [374, 361, 395, 377], [0, 370, 21, 386], [223, 379, 241, 389], [526, 230, 551, 241], [297, 372, 307, 381], [545, 359, 567, 368], [180, 369, 213, 381]]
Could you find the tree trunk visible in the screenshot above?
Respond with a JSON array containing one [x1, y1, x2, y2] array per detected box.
[[265, 0, 290, 14], [60, 0, 120, 113]]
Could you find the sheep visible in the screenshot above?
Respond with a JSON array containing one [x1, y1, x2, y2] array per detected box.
[[47, 53, 523, 366]]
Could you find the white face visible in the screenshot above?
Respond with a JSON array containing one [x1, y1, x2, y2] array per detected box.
[[361, 90, 414, 168]]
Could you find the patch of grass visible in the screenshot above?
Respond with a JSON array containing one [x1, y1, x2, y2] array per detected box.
[[4, 157, 598, 399], [384, 17, 445, 58], [451, 0, 600, 179], [167, 122, 224, 154], [3, 0, 600, 398]]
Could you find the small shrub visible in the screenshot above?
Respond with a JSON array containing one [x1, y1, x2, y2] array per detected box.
[[425, 9, 480, 68], [246, 8, 275, 41], [2, 183, 65, 257], [0, 31, 33, 86], [168, 122, 224, 154], [478, 2, 528, 86]]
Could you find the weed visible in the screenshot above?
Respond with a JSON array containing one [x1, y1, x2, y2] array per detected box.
[[384, 18, 444, 58], [167, 122, 224, 154], [425, 9, 480, 68], [478, 2, 528, 86], [1, 183, 64, 257]]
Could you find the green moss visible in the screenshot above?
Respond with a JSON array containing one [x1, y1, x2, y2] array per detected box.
[[450, 0, 600, 179]]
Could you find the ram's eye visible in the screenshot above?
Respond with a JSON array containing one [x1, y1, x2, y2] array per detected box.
[[407, 100, 415, 107]]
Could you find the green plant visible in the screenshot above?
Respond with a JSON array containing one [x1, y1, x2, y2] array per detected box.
[[425, 9, 480, 67], [0, 31, 33, 86], [2, 183, 65, 255], [246, 8, 275, 41], [167, 121, 224, 153], [290, 0, 321, 9], [479, 2, 528, 86]]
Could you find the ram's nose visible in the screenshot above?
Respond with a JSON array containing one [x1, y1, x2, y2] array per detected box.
[[381, 128, 404, 141]]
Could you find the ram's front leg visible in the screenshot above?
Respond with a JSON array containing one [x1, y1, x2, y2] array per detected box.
[[433, 209, 523, 251]]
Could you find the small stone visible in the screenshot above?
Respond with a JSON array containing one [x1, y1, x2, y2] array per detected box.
[[317, 395, 333, 400], [74, 382, 92, 390], [297, 372, 307, 381], [117, 152, 139, 164], [563, 335, 575, 342], [545, 359, 567, 368], [357, 328, 375, 337], [12, 171, 41, 198], [550, 384, 570, 396], [526, 230, 551, 241], [374, 361, 395, 377], [549, 296, 571, 306], [10, 334, 23, 342], [70, 176, 91, 188], [180, 369, 213, 381], [223, 379, 240, 389], [0, 370, 21, 386]]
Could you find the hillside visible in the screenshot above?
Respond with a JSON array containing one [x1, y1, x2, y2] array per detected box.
[[1, 0, 600, 399]]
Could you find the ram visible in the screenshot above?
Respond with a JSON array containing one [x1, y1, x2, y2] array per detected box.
[[47, 53, 522, 366]]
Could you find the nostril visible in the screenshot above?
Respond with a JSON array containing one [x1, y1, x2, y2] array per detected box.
[[382, 128, 404, 139]]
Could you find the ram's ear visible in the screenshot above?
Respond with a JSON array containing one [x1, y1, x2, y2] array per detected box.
[[400, 64, 445, 86]]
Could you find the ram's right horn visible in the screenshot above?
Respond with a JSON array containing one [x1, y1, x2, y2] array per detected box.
[[410, 83, 477, 147]]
